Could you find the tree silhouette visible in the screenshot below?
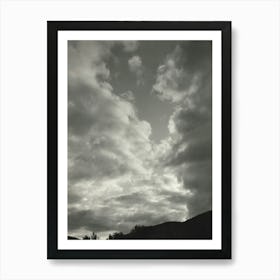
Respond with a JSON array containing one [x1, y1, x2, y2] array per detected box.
[[82, 232, 99, 240], [129, 224, 145, 234], [107, 225, 146, 239], [90, 232, 98, 240], [108, 231, 124, 240]]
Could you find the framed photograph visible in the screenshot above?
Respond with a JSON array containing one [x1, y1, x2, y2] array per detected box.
[[47, 21, 231, 259]]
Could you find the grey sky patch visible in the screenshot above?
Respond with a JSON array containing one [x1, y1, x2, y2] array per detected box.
[[122, 41, 139, 52]]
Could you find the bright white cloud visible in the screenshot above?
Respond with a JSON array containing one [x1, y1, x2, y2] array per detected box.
[[128, 55, 144, 85], [153, 45, 201, 104]]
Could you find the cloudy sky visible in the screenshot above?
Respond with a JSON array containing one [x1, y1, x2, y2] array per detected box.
[[68, 40, 212, 239]]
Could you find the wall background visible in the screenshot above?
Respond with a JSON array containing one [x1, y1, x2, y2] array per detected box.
[[0, 0, 279, 279]]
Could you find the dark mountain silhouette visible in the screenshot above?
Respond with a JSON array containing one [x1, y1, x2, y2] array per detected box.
[[68, 210, 212, 240], [68, 235, 80, 240], [110, 210, 212, 239]]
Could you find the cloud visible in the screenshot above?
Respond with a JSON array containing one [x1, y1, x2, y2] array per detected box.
[[128, 55, 144, 85], [68, 41, 189, 238], [120, 90, 135, 102], [152, 46, 201, 103], [68, 175, 189, 237], [153, 43, 212, 218], [128, 55, 142, 71], [122, 41, 139, 52], [165, 106, 212, 217]]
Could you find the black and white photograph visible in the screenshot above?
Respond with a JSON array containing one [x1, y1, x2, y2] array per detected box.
[[67, 40, 213, 241], [47, 21, 231, 259]]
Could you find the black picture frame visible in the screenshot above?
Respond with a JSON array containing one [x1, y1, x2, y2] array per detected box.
[[47, 21, 231, 259]]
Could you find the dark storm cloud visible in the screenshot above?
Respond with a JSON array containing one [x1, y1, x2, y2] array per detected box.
[[181, 161, 212, 216], [167, 107, 212, 165], [153, 42, 212, 218]]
